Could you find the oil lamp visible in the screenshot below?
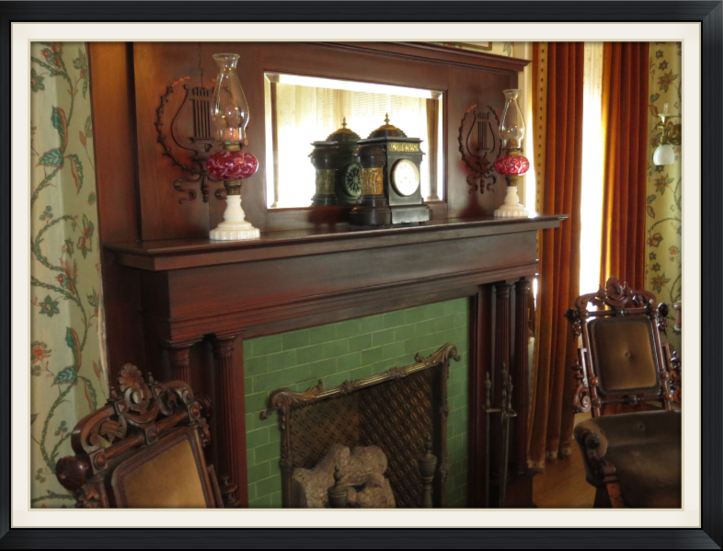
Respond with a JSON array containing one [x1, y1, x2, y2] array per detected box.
[[494, 89, 529, 218], [207, 53, 260, 240]]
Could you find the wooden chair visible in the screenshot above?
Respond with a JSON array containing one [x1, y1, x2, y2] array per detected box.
[[56, 364, 234, 508], [565, 277, 681, 508]]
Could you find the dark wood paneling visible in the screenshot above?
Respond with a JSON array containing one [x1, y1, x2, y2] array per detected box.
[[121, 42, 527, 238], [89, 43, 146, 377]]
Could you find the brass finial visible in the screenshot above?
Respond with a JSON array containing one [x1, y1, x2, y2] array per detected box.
[[384, 113, 390, 125], [341, 117, 347, 128]]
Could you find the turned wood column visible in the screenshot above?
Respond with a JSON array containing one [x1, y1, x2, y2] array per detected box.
[[492, 280, 514, 497], [513, 277, 533, 475], [211, 333, 248, 508], [162, 339, 200, 384]]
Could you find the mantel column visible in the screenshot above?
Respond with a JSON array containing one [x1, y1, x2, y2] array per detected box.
[[212, 333, 248, 508], [161, 338, 201, 384], [513, 277, 533, 475]]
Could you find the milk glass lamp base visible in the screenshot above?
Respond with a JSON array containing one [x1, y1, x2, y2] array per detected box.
[[210, 194, 260, 241], [494, 185, 528, 218]]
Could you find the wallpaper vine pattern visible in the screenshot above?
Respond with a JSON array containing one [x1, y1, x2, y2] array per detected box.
[[30, 42, 107, 508], [645, 42, 681, 353]]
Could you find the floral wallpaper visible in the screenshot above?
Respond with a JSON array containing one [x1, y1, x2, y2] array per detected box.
[[645, 42, 681, 353], [30, 42, 107, 508]]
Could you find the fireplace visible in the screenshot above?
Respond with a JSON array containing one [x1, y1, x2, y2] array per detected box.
[[243, 300, 469, 508]]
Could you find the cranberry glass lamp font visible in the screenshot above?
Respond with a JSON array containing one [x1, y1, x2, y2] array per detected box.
[[494, 89, 529, 218], [207, 53, 260, 241]]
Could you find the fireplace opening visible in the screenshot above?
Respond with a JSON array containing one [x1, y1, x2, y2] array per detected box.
[[261, 344, 459, 507], [243, 298, 470, 508]]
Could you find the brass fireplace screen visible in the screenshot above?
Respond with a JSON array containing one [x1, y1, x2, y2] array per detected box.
[[261, 343, 460, 508]]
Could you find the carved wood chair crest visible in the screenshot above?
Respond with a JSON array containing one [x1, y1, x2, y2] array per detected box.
[[565, 277, 680, 416], [55, 364, 223, 508]]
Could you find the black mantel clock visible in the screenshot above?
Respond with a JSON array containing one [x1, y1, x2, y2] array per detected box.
[[350, 115, 431, 227]]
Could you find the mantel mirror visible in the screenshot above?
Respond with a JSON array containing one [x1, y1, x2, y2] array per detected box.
[[264, 73, 444, 209]]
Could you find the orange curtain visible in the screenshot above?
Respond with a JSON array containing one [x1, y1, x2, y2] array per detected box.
[[600, 42, 650, 289], [529, 43, 584, 470]]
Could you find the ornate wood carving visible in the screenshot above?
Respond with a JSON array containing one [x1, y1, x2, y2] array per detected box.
[[162, 338, 200, 384], [55, 364, 218, 507], [262, 344, 460, 508], [458, 105, 500, 195], [155, 79, 220, 204], [565, 276, 680, 417]]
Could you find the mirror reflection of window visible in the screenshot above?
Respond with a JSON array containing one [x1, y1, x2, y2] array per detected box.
[[264, 73, 444, 209]]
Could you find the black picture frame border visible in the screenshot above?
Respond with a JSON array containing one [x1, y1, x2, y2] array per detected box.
[[3, 1, 721, 549]]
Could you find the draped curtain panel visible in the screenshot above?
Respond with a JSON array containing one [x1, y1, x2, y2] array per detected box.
[[600, 42, 650, 290], [529, 42, 584, 470], [30, 42, 107, 508], [645, 43, 682, 354]]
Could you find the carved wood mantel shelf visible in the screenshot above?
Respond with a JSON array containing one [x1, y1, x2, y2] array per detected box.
[[104, 214, 565, 507]]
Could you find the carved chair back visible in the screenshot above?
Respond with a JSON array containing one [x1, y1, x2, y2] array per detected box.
[[55, 364, 225, 508], [565, 277, 680, 417]]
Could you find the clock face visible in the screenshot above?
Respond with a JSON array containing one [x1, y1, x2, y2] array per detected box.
[[391, 159, 420, 197], [343, 163, 362, 198]]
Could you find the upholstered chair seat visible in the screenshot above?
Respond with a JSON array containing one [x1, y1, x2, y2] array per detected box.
[[574, 410, 681, 508]]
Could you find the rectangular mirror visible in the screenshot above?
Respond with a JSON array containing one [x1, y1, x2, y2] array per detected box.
[[264, 73, 444, 209]]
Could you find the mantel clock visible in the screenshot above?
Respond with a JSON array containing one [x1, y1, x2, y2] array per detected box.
[[350, 116, 431, 227]]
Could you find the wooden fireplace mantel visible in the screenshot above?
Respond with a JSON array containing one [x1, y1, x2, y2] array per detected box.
[[90, 40, 561, 508], [104, 214, 565, 508]]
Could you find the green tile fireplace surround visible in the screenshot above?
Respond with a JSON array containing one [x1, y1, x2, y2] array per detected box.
[[244, 298, 470, 508]]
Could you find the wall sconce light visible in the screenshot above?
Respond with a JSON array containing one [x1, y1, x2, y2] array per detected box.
[[653, 103, 682, 167], [207, 53, 261, 241], [494, 89, 530, 218]]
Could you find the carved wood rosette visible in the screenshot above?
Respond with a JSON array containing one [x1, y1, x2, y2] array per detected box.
[[261, 343, 460, 508], [458, 105, 500, 195], [55, 364, 214, 507]]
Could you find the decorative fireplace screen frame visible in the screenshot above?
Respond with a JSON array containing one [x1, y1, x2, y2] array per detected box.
[[261, 343, 460, 508]]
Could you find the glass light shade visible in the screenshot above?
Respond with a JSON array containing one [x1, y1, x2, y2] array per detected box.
[[499, 89, 525, 150], [653, 144, 675, 166], [210, 53, 250, 143]]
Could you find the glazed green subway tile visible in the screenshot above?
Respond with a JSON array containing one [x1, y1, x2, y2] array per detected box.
[[337, 351, 362, 371], [252, 334, 284, 358], [281, 329, 310, 351], [256, 475, 282, 498], [266, 349, 298, 372], [324, 371, 351, 389], [415, 318, 437, 337], [244, 355, 269, 376], [245, 427, 269, 450], [322, 338, 349, 359], [336, 318, 362, 339], [254, 441, 281, 464], [296, 343, 325, 366], [359, 314, 385, 335], [253, 372, 284, 396], [371, 329, 395, 347], [248, 494, 272, 508], [309, 324, 336, 345], [349, 365, 373, 381], [393, 324, 416, 342], [382, 341, 406, 361], [383, 309, 407, 329], [246, 447, 255, 466], [348, 334, 373, 353], [434, 314, 456, 333], [361, 346, 384, 366], [247, 461, 270, 483], [453, 312, 468, 327], [269, 492, 283, 508], [244, 376, 254, 395], [245, 391, 270, 414]]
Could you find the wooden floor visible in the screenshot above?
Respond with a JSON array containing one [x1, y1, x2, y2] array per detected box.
[[532, 414, 596, 508]]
